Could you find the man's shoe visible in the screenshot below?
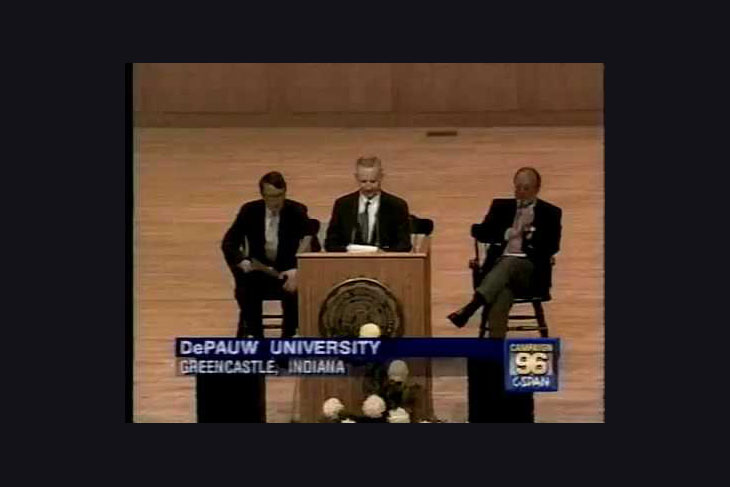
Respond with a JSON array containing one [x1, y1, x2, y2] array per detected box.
[[448, 293, 486, 328], [448, 310, 470, 328]]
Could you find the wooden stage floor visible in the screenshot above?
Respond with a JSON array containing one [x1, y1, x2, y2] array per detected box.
[[133, 126, 604, 423]]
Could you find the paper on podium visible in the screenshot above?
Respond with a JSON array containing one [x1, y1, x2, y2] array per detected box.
[[346, 244, 379, 253]]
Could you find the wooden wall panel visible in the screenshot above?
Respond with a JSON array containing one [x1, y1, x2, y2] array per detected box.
[[534, 63, 603, 110], [398, 63, 520, 112], [136, 63, 268, 113], [134, 63, 603, 126], [286, 63, 392, 112]]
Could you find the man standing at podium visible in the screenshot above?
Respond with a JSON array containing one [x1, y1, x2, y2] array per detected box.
[[325, 156, 412, 253], [221, 171, 312, 338]]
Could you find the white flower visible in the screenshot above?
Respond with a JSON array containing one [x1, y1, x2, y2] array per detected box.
[[387, 407, 410, 423], [362, 394, 386, 418], [359, 323, 381, 338], [387, 360, 409, 382], [322, 397, 345, 419], [340, 419, 356, 423]]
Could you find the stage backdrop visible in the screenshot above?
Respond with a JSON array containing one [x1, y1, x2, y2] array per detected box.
[[134, 63, 603, 127]]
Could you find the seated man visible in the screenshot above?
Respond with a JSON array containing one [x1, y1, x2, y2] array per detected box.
[[325, 156, 412, 252], [448, 167, 562, 338], [221, 171, 311, 338]]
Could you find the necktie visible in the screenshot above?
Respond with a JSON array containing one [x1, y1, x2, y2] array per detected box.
[[359, 199, 371, 244]]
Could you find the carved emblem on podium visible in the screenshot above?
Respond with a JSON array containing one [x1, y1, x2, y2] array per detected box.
[[318, 278, 403, 337]]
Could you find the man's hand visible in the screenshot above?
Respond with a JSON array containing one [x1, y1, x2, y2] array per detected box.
[[240, 258, 281, 278], [506, 224, 535, 240], [518, 206, 535, 228], [238, 259, 253, 273], [280, 269, 298, 293], [523, 225, 536, 240]]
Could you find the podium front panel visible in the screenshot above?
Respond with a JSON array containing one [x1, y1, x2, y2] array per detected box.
[[293, 250, 432, 422], [297, 252, 431, 337]]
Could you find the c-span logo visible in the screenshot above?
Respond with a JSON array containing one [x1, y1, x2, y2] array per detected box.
[[505, 338, 559, 392]]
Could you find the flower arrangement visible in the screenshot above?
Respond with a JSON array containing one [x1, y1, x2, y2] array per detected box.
[[315, 322, 445, 423], [322, 397, 345, 419]]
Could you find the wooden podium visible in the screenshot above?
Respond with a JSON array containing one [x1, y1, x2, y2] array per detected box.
[[293, 237, 433, 422]]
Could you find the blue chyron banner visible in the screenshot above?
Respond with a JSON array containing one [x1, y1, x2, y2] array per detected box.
[[174, 337, 560, 391]]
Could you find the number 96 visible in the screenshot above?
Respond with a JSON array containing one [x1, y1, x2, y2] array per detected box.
[[514, 352, 549, 375]]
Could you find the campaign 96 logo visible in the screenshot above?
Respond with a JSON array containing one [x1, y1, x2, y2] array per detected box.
[[505, 338, 559, 392]]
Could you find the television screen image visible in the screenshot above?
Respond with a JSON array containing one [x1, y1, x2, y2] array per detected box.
[[130, 63, 604, 423]]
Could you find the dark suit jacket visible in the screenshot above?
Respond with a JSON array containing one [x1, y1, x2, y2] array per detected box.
[[221, 199, 310, 274], [324, 191, 412, 252], [472, 198, 562, 295]]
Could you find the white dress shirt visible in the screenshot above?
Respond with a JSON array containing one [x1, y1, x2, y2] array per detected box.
[[503, 199, 535, 258], [264, 207, 280, 261]]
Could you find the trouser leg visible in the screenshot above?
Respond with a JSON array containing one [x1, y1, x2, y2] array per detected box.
[[476, 257, 513, 304], [235, 272, 265, 338], [486, 287, 514, 338], [281, 290, 299, 338], [477, 257, 535, 337]]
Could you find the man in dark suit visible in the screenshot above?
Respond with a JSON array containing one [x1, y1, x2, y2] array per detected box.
[[221, 172, 311, 338], [448, 167, 562, 338], [325, 156, 412, 252]]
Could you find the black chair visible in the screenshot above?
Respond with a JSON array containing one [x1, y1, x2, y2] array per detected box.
[[260, 218, 321, 333], [409, 214, 434, 236], [307, 218, 322, 252], [409, 214, 434, 252], [468, 224, 554, 338]]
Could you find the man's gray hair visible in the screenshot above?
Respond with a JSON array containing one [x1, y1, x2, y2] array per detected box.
[[356, 156, 382, 171]]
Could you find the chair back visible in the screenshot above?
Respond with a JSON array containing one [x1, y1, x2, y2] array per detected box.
[[306, 218, 322, 252], [410, 215, 434, 235], [410, 214, 434, 251]]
